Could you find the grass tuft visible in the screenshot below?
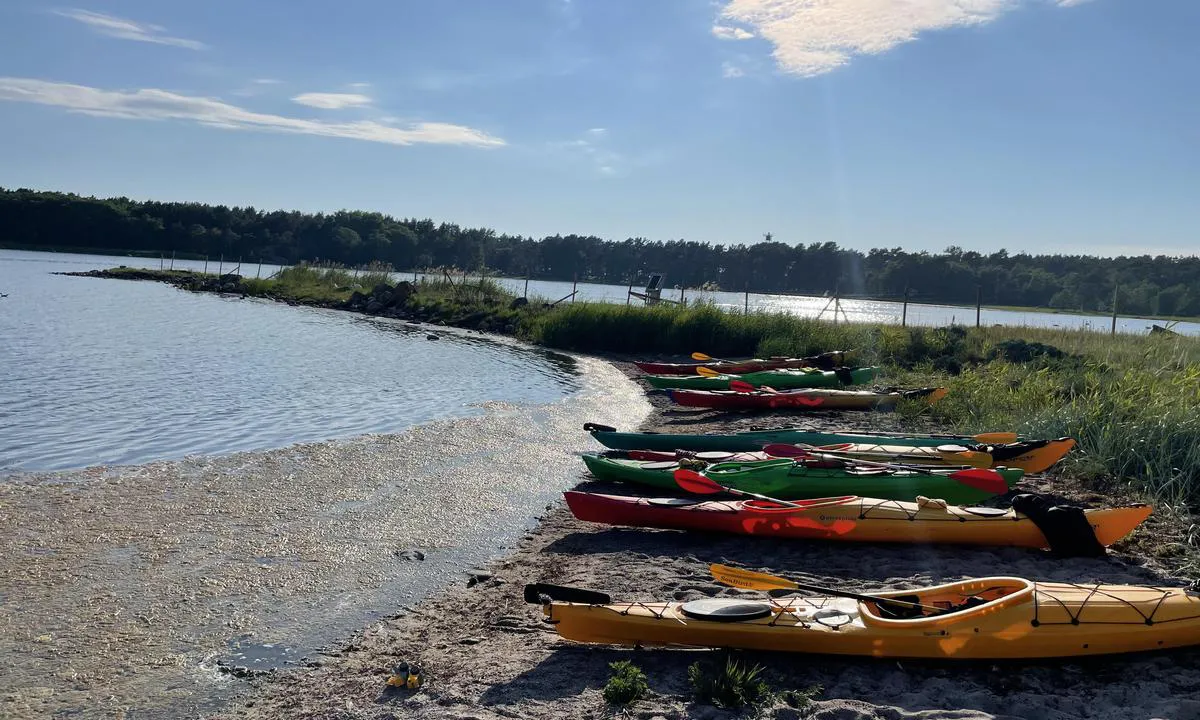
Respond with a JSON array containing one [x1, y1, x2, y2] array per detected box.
[[602, 660, 648, 706], [687, 655, 773, 711]]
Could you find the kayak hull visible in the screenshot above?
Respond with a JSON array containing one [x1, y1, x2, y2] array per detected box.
[[563, 491, 1151, 548], [600, 437, 1076, 474], [536, 578, 1200, 659], [587, 426, 1021, 452], [645, 367, 880, 391], [634, 352, 848, 375], [580, 454, 1023, 504], [667, 387, 947, 410]]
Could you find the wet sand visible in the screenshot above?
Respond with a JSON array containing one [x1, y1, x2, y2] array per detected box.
[[220, 361, 1200, 720], [0, 356, 649, 719]]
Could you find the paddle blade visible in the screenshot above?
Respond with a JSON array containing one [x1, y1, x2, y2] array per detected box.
[[973, 431, 1019, 444], [730, 380, 756, 393], [691, 352, 713, 361], [948, 468, 1010, 495], [673, 468, 725, 495], [761, 443, 810, 459], [696, 366, 721, 377], [524, 583, 612, 605], [710, 563, 797, 592]]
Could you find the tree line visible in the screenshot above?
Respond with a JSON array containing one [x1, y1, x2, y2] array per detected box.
[[3, 187, 1198, 317]]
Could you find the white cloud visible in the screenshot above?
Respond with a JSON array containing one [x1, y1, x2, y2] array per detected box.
[[0, 78, 505, 148], [292, 92, 373, 109], [722, 61, 746, 78], [1054, 0, 1094, 5], [552, 130, 623, 176], [253, 78, 283, 85], [719, 0, 1092, 77], [712, 24, 755, 40], [53, 9, 206, 50]]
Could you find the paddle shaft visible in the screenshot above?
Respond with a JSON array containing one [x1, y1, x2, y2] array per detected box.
[[710, 564, 942, 613]]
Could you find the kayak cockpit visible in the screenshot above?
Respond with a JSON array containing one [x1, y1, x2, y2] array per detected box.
[[860, 577, 1034, 628]]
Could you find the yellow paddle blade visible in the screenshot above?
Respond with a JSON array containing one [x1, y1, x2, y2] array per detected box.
[[691, 352, 713, 361], [939, 449, 993, 468], [972, 431, 1018, 444], [695, 366, 721, 377], [710, 563, 797, 591]]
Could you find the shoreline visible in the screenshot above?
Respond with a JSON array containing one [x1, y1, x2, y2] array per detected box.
[[219, 360, 1200, 720], [49, 264, 1200, 329]]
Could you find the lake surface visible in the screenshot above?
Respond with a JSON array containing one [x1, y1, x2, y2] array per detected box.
[[0, 249, 651, 717], [0, 250, 609, 471]]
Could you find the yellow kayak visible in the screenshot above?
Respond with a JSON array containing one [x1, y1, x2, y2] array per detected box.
[[528, 575, 1200, 659], [807, 437, 1077, 473]]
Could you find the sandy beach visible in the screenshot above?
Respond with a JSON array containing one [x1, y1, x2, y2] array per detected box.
[[215, 360, 1200, 720]]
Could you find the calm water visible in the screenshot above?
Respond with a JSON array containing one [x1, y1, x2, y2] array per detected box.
[[0, 249, 606, 470]]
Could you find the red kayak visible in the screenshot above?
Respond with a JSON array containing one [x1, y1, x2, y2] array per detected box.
[[634, 351, 848, 376], [667, 387, 948, 411]]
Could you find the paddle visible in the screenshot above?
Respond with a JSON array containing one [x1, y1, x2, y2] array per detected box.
[[709, 563, 942, 614], [691, 351, 724, 362], [760, 443, 1009, 495], [673, 468, 802, 508], [694, 366, 724, 377]]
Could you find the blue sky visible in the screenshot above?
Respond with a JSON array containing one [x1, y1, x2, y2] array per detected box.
[[0, 0, 1196, 256]]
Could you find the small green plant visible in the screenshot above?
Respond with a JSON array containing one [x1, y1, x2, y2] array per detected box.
[[602, 660, 648, 706], [780, 684, 823, 711], [687, 655, 772, 710]]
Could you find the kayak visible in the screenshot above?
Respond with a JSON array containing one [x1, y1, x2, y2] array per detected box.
[[580, 454, 1024, 504], [584, 422, 1025, 452], [526, 576, 1200, 659], [563, 491, 1151, 548], [644, 367, 880, 391], [600, 435, 1075, 473], [634, 351, 850, 375], [667, 387, 946, 410]]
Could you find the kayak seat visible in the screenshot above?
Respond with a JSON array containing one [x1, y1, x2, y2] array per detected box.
[[681, 599, 773, 623], [1011, 493, 1105, 557]]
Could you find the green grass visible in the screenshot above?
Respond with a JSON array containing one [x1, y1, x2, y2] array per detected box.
[[687, 655, 773, 711], [602, 660, 648, 706]]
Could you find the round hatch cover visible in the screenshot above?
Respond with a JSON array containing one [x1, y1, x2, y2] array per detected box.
[[680, 599, 773, 623], [695, 451, 735, 461], [813, 609, 852, 627], [640, 461, 679, 470], [963, 506, 1008, 517]]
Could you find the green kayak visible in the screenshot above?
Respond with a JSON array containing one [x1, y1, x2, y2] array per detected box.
[[583, 423, 1024, 452], [643, 366, 880, 391], [580, 454, 1023, 505]]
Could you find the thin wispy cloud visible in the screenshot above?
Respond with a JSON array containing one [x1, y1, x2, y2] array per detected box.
[[0, 78, 505, 148], [712, 24, 754, 40], [721, 61, 746, 78], [718, 0, 1094, 77], [552, 130, 622, 176], [53, 9, 207, 50], [292, 92, 372, 110]]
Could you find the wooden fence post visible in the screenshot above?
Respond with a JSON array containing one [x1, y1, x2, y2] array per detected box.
[[901, 285, 909, 327], [1111, 285, 1119, 335], [975, 285, 982, 328]]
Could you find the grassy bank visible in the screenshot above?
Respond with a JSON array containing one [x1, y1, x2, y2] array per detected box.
[[71, 266, 1200, 508]]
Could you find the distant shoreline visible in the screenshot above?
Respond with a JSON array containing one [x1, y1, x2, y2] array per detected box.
[[17, 245, 1195, 326]]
